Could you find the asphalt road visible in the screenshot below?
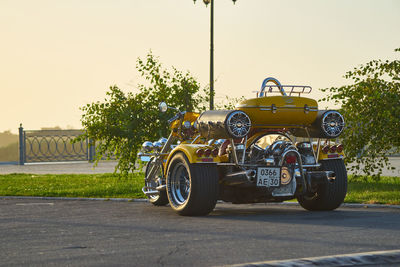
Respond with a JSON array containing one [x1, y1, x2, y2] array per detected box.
[[1, 199, 399, 266]]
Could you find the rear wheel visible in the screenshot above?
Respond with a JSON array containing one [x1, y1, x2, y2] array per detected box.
[[298, 159, 347, 211], [166, 153, 219, 216], [144, 157, 168, 206]]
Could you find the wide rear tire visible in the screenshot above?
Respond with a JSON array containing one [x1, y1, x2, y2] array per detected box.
[[166, 153, 219, 216], [298, 159, 347, 211]]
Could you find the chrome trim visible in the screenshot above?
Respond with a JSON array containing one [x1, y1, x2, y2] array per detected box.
[[316, 138, 321, 162], [265, 158, 275, 166], [241, 136, 247, 164], [191, 134, 201, 144], [139, 153, 169, 157], [320, 155, 345, 160], [302, 164, 321, 168], [271, 104, 277, 113], [236, 105, 318, 110], [253, 124, 309, 127], [230, 138, 239, 165], [305, 128, 318, 163]]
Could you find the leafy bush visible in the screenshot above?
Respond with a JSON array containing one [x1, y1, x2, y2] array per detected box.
[[321, 48, 400, 178], [79, 52, 210, 174]]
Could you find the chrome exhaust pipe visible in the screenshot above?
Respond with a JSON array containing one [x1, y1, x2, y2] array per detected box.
[[142, 184, 166, 197], [246, 170, 256, 182], [142, 186, 159, 196], [305, 171, 337, 191], [156, 185, 166, 191], [223, 169, 257, 185], [326, 171, 336, 183]]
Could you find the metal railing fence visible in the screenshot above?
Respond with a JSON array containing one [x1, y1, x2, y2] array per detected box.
[[18, 124, 95, 165]]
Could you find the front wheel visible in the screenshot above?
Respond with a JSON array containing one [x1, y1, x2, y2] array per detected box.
[[166, 153, 219, 216], [298, 159, 347, 211], [144, 157, 168, 206]]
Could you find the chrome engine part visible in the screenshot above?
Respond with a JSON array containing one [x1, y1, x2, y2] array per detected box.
[[296, 142, 316, 165], [196, 110, 251, 139], [272, 168, 297, 197], [246, 139, 304, 197], [142, 141, 154, 152]]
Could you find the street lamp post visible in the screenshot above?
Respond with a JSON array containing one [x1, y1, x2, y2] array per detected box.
[[194, 0, 237, 110]]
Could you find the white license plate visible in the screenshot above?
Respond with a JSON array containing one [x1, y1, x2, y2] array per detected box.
[[257, 167, 281, 187]]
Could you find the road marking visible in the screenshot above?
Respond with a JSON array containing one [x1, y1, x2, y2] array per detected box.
[[226, 249, 400, 267], [16, 203, 54, 206]]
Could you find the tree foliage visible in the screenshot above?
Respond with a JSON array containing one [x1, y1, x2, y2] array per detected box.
[[79, 52, 209, 174], [321, 48, 400, 178]]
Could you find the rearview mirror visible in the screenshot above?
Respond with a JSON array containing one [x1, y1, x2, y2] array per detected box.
[[159, 102, 168, 113]]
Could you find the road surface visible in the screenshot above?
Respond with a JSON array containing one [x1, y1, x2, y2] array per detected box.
[[1, 199, 399, 266]]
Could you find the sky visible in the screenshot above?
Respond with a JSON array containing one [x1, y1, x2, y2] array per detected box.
[[1, 0, 399, 133]]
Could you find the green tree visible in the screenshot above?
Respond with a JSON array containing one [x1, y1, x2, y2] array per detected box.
[[321, 48, 400, 178], [79, 52, 209, 174]]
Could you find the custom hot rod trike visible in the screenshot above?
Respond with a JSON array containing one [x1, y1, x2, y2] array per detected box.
[[139, 77, 346, 216]]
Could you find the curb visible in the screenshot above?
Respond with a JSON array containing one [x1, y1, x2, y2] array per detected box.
[[1, 196, 400, 209], [226, 249, 400, 267], [273, 201, 400, 209]]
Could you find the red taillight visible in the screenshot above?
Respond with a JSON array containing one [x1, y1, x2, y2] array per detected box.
[[330, 145, 337, 153], [212, 148, 219, 157], [196, 149, 204, 157], [285, 155, 297, 164], [337, 144, 343, 153], [322, 145, 330, 154], [204, 149, 212, 157]]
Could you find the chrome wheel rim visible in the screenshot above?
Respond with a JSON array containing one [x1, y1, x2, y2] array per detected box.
[[170, 163, 190, 206], [145, 158, 163, 200]]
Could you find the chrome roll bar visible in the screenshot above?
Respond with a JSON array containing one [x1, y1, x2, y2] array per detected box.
[[257, 77, 312, 97], [259, 77, 286, 97]]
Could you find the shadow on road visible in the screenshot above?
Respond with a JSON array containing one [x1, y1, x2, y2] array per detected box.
[[207, 204, 400, 231]]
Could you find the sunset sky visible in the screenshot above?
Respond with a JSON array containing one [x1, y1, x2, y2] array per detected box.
[[1, 0, 399, 133]]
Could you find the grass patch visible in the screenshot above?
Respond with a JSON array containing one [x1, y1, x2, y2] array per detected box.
[[0, 173, 145, 199], [346, 175, 400, 205], [1, 173, 399, 205]]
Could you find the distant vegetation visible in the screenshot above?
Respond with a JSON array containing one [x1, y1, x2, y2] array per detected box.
[[0, 131, 18, 161], [0, 143, 18, 162], [0, 130, 18, 147]]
